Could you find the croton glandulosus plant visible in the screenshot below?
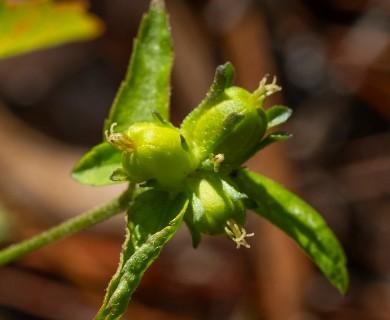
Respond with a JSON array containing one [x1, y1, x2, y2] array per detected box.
[[0, 1, 348, 319]]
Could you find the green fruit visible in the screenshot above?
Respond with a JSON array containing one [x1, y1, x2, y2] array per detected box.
[[109, 122, 195, 188], [188, 86, 268, 169], [186, 172, 246, 235]]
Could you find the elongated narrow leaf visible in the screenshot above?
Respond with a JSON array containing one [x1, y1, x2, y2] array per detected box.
[[72, 0, 173, 186], [0, 0, 103, 59], [233, 169, 348, 294], [72, 143, 121, 186], [103, 0, 173, 135], [180, 62, 235, 142], [96, 190, 188, 320]]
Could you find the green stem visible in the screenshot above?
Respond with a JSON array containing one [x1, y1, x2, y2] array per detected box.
[[0, 185, 134, 265]]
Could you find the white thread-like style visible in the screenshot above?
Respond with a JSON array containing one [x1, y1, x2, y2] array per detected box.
[[224, 219, 254, 249], [105, 122, 135, 152]]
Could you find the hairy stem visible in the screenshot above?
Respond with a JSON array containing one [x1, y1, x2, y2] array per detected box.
[[0, 185, 134, 265]]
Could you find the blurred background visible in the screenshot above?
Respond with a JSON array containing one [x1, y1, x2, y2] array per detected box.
[[0, 0, 389, 319]]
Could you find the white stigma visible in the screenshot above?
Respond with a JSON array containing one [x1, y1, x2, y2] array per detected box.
[[253, 75, 282, 103], [224, 219, 254, 249], [105, 122, 135, 152]]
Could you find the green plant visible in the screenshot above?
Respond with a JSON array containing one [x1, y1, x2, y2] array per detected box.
[[0, 1, 348, 319]]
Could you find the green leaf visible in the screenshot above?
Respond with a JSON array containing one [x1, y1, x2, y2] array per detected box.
[[95, 190, 188, 320], [103, 0, 173, 135], [266, 105, 293, 129], [0, 0, 103, 59], [180, 62, 235, 142], [72, 0, 173, 186], [72, 143, 122, 186], [233, 169, 349, 294]]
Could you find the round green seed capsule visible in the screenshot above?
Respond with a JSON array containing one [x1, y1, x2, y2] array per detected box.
[[186, 172, 246, 235], [181, 75, 282, 172], [109, 122, 195, 188], [190, 86, 268, 169]]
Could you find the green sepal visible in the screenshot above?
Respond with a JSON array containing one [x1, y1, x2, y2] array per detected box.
[[71, 142, 122, 186], [110, 168, 129, 182], [95, 189, 188, 320], [152, 111, 176, 129], [255, 131, 292, 151], [103, 0, 173, 135], [219, 108, 268, 169], [266, 105, 293, 129], [233, 169, 349, 294], [197, 111, 245, 167], [184, 214, 202, 248], [180, 62, 235, 142]]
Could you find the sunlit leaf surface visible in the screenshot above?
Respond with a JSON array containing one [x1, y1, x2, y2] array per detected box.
[[0, 0, 103, 59]]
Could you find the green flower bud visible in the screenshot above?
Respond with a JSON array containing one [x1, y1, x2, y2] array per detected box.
[[185, 76, 281, 170], [185, 172, 246, 235], [106, 122, 195, 188]]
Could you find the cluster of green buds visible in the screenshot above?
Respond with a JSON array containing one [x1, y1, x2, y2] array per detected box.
[[105, 63, 291, 248]]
